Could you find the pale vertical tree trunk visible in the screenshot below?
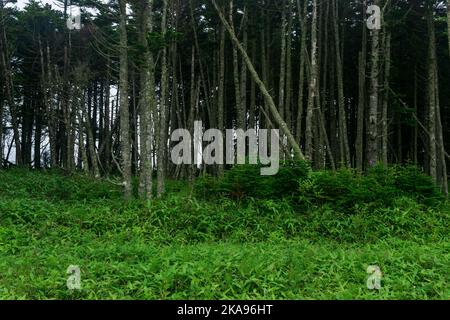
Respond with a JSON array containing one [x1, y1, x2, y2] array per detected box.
[[381, 32, 391, 167], [249, 39, 256, 130], [74, 66, 89, 175], [278, 0, 287, 122], [38, 36, 57, 168], [157, 0, 169, 197], [413, 67, 418, 165], [77, 114, 89, 176], [137, 0, 155, 199], [229, 1, 244, 130], [84, 103, 100, 178], [285, 0, 293, 136], [0, 8, 2, 167], [296, 0, 307, 142], [118, 0, 132, 198], [427, 8, 437, 184], [434, 66, 448, 196], [0, 87, 2, 166], [217, 24, 225, 176], [356, 0, 367, 171], [332, 0, 350, 168], [367, 0, 380, 167], [0, 0, 21, 165], [447, 0, 450, 58], [188, 47, 197, 181], [104, 56, 111, 174], [240, 17, 248, 130], [260, 7, 269, 130], [305, 0, 318, 161]]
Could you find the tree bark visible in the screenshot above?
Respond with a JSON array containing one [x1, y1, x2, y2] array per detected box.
[[367, 0, 381, 167], [157, 0, 169, 197], [119, 0, 132, 198], [296, 0, 307, 143], [137, 0, 155, 199], [356, 0, 367, 171], [217, 23, 225, 176], [333, 0, 350, 168], [305, 0, 318, 161], [381, 32, 391, 166]]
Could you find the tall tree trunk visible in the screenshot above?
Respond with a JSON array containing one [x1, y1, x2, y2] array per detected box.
[[413, 67, 418, 165], [381, 32, 391, 166], [447, 0, 450, 58], [84, 103, 100, 178], [296, 0, 307, 143], [356, 0, 367, 171], [0, 1, 21, 165], [367, 0, 381, 167], [158, 0, 169, 197], [217, 23, 225, 176], [434, 66, 448, 196], [240, 15, 248, 131], [0, 86, 3, 166], [333, 0, 350, 168], [249, 39, 256, 131], [34, 99, 42, 168], [38, 36, 57, 168], [229, 1, 244, 130], [104, 57, 111, 174], [278, 0, 287, 123], [137, 0, 155, 199], [305, 0, 318, 161], [427, 7, 437, 184], [119, 0, 132, 198], [285, 0, 293, 137]]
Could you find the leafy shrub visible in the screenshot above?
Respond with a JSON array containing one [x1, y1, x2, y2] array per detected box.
[[392, 166, 444, 205], [0, 168, 122, 202], [195, 160, 310, 201], [298, 165, 443, 212]]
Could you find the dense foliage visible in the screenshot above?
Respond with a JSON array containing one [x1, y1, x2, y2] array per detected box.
[[0, 169, 448, 299]]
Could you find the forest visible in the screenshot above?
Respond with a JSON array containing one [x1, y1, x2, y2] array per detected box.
[[0, 0, 449, 300]]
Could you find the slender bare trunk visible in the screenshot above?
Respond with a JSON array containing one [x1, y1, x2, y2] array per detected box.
[[305, 0, 318, 161], [367, 0, 381, 167], [119, 0, 132, 198], [157, 0, 169, 197], [381, 32, 391, 166]]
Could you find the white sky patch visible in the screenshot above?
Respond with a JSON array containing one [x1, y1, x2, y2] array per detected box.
[[13, 0, 59, 10]]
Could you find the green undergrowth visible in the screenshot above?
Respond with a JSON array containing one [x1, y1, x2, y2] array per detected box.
[[0, 167, 448, 299]]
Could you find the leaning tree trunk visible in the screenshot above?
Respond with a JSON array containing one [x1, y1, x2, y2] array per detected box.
[[212, 0, 305, 161]]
